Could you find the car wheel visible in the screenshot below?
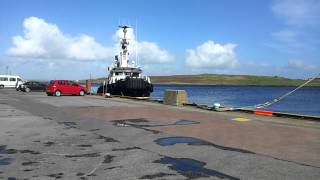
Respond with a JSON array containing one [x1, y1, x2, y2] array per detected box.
[[0, 85, 4, 89], [79, 90, 85, 96], [55, 90, 61, 97], [25, 88, 31, 92]]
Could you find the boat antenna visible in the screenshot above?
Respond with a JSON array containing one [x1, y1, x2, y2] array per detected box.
[[135, 19, 138, 67]]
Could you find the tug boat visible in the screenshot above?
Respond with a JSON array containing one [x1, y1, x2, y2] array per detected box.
[[106, 25, 153, 97]]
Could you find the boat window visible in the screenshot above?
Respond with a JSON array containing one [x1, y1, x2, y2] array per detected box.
[[132, 73, 139, 77], [10, 78, 16, 81], [17, 78, 22, 81], [125, 72, 131, 76], [115, 72, 123, 75], [0, 77, 8, 81]]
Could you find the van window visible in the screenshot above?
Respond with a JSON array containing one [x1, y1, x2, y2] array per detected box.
[[17, 78, 22, 81], [0, 77, 8, 81], [10, 78, 16, 81]]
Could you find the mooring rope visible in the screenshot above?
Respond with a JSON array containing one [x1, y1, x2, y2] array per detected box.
[[252, 73, 320, 109]]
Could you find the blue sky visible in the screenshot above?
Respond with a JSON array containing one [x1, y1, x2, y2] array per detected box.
[[0, 0, 319, 80]]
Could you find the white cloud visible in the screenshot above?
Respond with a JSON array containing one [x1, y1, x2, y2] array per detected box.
[[270, 29, 307, 50], [287, 60, 317, 71], [113, 28, 174, 64], [271, 0, 320, 27], [269, 0, 320, 52], [185, 41, 238, 68], [137, 42, 174, 64], [272, 30, 298, 44], [7, 17, 114, 60], [7, 17, 174, 64]]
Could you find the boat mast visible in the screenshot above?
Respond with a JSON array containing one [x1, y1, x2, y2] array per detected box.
[[119, 25, 130, 68]]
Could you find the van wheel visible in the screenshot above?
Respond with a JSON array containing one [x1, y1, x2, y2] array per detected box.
[[0, 85, 4, 89], [25, 88, 31, 92], [55, 90, 61, 97], [79, 90, 85, 96]]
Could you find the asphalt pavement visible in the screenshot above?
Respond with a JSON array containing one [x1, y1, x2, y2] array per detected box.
[[0, 89, 319, 180]]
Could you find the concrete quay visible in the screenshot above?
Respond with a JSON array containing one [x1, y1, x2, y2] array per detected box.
[[0, 89, 319, 180]]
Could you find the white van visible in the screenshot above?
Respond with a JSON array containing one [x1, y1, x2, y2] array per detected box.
[[0, 75, 23, 88]]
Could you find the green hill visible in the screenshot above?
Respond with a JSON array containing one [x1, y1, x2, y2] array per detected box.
[[150, 74, 320, 86], [81, 74, 320, 86]]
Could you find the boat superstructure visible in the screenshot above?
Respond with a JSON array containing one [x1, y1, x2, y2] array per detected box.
[[106, 25, 153, 97]]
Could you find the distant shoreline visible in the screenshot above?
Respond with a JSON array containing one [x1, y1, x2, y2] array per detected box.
[[81, 74, 320, 87], [152, 83, 320, 87], [150, 74, 320, 87]]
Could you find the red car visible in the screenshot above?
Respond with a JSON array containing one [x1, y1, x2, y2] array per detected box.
[[46, 80, 87, 96]]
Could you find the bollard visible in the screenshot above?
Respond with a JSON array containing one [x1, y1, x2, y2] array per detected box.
[[86, 80, 92, 94], [164, 90, 188, 106]]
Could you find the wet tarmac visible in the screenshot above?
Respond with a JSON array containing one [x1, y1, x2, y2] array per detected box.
[[1, 89, 320, 180], [139, 172, 175, 179], [154, 156, 240, 180], [155, 137, 254, 154], [0, 158, 12, 166], [174, 120, 200, 125]]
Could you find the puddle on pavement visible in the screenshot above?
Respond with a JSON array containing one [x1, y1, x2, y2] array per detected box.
[[112, 147, 141, 151], [59, 121, 77, 129], [0, 145, 7, 154], [0, 145, 41, 159], [112, 119, 160, 134], [103, 155, 115, 163], [139, 172, 175, 179], [44, 141, 55, 147], [155, 137, 254, 154], [2, 149, 18, 154], [22, 161, 39, 166], [43, 117, 53, 120], [7, 177, 17, 180], [20, 150, 40, 155], [0, 158, 13, 165], [47, 172, 64, 179], [174, 120, 200, 125], [154, 156, 240, 180], [104, 166, 122, 170], [76, 172, 85, 176], [124, 118, 149, 123], [65, 153, 100, 158], [23, 169, 34, 172], [77, 144, 92, 147], [97, 135, 119, 142], [112, 119, 149, 126]]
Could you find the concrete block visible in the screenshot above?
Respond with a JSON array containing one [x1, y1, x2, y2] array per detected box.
[[164, 90, 188, 106]]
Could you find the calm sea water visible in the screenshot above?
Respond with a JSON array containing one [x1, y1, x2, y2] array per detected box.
[[90, 84, 320, 116], [150, 85, 320, 116]]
